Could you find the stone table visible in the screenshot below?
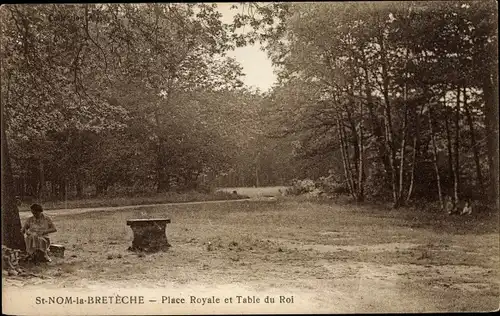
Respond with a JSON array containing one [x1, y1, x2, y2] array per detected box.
[[49, 244, 65, 258], [126, 218, 171, 252]]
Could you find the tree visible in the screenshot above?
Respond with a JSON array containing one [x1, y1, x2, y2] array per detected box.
[[98, 4, 244, 192]]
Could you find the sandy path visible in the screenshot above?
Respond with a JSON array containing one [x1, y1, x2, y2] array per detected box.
[[19, 185, 286, 220], [19, 198, 256, 220]]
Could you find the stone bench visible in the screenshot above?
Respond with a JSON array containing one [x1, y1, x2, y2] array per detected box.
[[126, 218, 171, 252]]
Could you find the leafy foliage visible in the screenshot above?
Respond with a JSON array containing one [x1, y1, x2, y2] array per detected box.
[[233, 1, 498, 208]]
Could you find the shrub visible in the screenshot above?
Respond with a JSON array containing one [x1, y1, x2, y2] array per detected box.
[[285, 179, 317, 196], [285, 173, 351, 198]]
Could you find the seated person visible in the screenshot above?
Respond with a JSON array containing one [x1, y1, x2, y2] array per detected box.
[[444, 196, 456, 215], [21, 204, 57, 262], [461, 199, 473, 215]]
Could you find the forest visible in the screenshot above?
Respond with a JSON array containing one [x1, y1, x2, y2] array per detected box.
[[249, 1, 499, 209], [1, 2, 498, 249]]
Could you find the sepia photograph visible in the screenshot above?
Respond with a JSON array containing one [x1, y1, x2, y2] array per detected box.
[[1, 1, 499, 315]]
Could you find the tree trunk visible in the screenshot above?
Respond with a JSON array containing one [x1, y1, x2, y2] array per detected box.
[[344, 102, 359, 193], [362, 58, 391, 182], [38, 159, 45, 200], [20, 173, 26, 197], [255, 152, 260, 187], [445, 115, 454, 189], [26, 158, 39, 197], [406, 105, 423, 202], [156, 137, 170, 192], [58, 178, 67, 200], [384, 103, 398, 207], [343, 120, 358, 196], [464, 89, 485, 195], [397, 81, 409, 207], [63, 177, 68, 205], [378, 34, 398, 207], [453, 86, 461, 204], [51, 180, 57, 198], [428, 105, 444, 210], [1, 59, 25, 250], [357, 96, 365, 202], [365, 93, 391, 180], [397, 50, 412, 206], [482, 72, 499, 210], [96, 182, 108, 196], [1, 112, 26, 251], [337, 119, 356, 199], [76, 176, 83, 198]]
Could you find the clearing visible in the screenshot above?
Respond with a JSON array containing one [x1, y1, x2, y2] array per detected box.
[[3, 193, 499, 314]]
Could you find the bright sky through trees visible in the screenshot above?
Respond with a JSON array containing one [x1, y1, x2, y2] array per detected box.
[[217, 3, 277, 92]]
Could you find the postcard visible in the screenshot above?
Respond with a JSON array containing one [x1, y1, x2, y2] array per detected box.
[[2, 2, 499, 315]]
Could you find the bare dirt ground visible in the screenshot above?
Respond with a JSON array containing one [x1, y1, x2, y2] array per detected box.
[[3, 191, 499, 314]]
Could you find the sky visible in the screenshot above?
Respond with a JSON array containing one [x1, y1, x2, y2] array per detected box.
[[216, 3, 277, 92]]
